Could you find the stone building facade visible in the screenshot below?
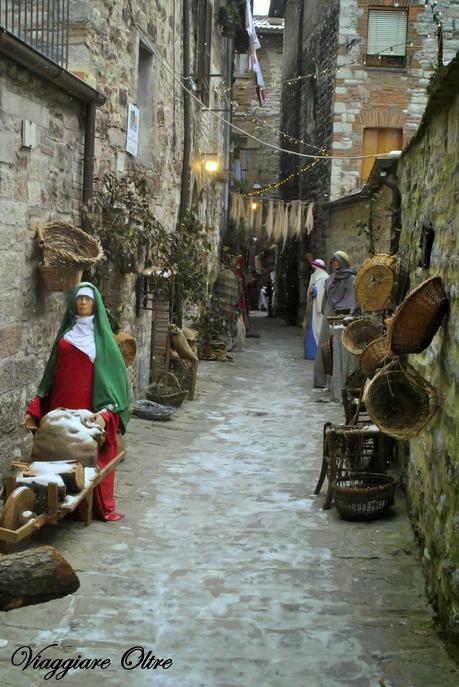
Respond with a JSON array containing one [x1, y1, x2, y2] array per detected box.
[[232, 16, 284, 194], [396, 55, 459, 655], [0, 1, 234, 472], [271, 0, 459, 265]]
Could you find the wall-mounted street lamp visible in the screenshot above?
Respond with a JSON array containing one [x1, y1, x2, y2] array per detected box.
[[202, 153, 219, 173]]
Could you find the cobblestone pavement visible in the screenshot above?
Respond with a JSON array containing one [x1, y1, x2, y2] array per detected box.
[[0, 317, 457, 686]]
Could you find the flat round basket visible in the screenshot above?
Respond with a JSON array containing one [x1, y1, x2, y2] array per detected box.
[[333, 473, 396, 521], [388, 277, 449, 354], [38, 221, 103, 268], [342, 318, 382, 355], [355, 254, 397, 312], [115, 331, 137, 367], [321, 338, 333, 376], [146, 371, 188, 408], [365, 360, 437, 439], [38, 264, 83, 293], [131, 400, 177, 421], [360, 336, 393, 379]]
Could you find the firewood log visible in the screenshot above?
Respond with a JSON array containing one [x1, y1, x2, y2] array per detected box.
[[0, 546, 79, 611]]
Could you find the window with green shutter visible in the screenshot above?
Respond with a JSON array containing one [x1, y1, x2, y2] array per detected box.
[[366, 9, 408, 68]]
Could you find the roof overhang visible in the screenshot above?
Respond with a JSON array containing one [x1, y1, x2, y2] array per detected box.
[[326, 155, 400, 209], [268, 1, 288, 19], [0, 27, 106, 105]]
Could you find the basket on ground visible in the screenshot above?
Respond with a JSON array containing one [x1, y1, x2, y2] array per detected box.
[[131, 400, 177, 421], [365, 360, 437, 439], [38, 221, 103, 268], [146, 371, 188, 408], [360, 336, 393, 379], [388, 277, 449, 354], [342, 318, 382, 355], [354, 254, 397, 311], [321, 338, 333, 375], [333, 472, 396, 521], [115, 331, 137, 368]]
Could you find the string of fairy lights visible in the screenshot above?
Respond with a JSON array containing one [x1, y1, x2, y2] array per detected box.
[[245, 156, 324, 197]]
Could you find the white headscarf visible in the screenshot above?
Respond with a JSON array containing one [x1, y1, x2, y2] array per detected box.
[[63, 288, 96, 362]]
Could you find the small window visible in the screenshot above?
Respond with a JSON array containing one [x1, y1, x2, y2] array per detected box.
[[234, 53, 249, 77], [197, 0, 213, 106], [366, 9, 408, 68], [361, 128, 403, 183]]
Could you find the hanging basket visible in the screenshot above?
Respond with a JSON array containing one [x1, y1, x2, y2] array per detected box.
[[38, 264, 83, 293], [391, 255, 410, 307], [115, 331, 137, 368], [146, 371, 188, 408], [38, 221, 103, 268], [355, 254, 397, 312], [333, 473, 396, 521], [321, 337, 333, 376], [365, 360, 438, 439], [342, 318, 382, 355], [388, 277, 449, 354], [360, 336, 393, 379]]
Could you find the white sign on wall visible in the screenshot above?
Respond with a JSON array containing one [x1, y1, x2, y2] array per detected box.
[[126, 103, 140, 156]]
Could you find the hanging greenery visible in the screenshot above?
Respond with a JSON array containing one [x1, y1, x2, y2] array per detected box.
[[82, 171, 168, 279]]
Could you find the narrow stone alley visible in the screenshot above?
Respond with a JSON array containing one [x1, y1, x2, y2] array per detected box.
[[0, 317, 457, 687]]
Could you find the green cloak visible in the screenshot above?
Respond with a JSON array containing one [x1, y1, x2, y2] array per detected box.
[[36, 282, 130, 433]]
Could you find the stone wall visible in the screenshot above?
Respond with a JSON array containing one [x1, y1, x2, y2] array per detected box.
[[280, 0, 340, 256], [0, 56, 85, 470], [397, 60, 459, 654], [327, 184, 392, 269]]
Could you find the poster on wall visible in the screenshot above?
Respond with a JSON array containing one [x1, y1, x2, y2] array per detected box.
[[126, 103, 139, 156]]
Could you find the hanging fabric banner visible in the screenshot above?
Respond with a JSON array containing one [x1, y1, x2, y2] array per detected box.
[[305, 202, 315, 235], [265, 199, 274, 238]]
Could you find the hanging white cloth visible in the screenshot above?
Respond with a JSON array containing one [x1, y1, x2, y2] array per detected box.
[[265, 199, 274, 238], [305, 202, 315, 235], [273, 202, 283, 242], [64, 315, 96, 362], [294, 202, 303, 236]]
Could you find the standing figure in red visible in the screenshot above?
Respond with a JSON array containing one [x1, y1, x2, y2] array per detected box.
[[23, 282, 130, 521]]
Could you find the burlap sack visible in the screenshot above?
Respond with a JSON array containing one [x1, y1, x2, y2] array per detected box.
[[169, 324, 198, 362], [31, 408, 106, 467]]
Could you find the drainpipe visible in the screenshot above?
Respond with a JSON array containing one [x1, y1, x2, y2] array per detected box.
[[179, 0, 191, 223], [82, 101, 97, 208]]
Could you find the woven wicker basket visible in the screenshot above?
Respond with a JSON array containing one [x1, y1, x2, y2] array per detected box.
[[39, 264, 83, 293], [146, 371, 188, 408], [115, 331, 137, 368], [342, 318, 382, 355], [38, 221, 103, 268], [333, 473, 396, 521], [355, 254, 397, 312], [365, 360, 438, 439], [360, 336, 393, 379], [391, 256, 410, 307], [321, 338, 333, 376], [389, 277, 449, 354]]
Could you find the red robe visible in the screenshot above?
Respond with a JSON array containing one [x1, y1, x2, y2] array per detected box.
[[27, 338, 121, 520]]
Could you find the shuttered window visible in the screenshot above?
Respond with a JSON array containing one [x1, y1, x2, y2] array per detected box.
[[367, 9, 408, 67], [361, 128, 403, 183]]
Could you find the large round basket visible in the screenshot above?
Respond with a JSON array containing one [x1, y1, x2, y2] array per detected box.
[[388, 277, 449, 354], [360, 336, 393, 379], [365, 360, 437, 439], [115, 331, 137, 368], [355, 254, 397, 312], [321, 338, 333, 376], [333, 473, 396, 521], [38, 221, 103, 268], [39, 264, 83, 293], [146, 371, 188, 408], [342, 318, 382, 355]]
